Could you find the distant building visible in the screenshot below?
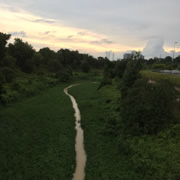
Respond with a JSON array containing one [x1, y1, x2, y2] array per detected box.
[[123, 53, 131, 59], [123, 52, 145, 60]]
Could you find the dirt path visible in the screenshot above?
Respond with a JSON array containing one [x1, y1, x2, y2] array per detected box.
[[64, 85, 86, 180]]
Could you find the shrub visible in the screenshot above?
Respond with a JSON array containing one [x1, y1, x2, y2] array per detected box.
[[120, 78, 177, 135], [0, 67, 15, 83], [56, 69, 73, 82], [152, 63, 165, 70], [11, 82, 21, 91]]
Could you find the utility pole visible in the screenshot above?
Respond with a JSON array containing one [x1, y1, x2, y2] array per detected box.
[[173, 42, 178, 60]]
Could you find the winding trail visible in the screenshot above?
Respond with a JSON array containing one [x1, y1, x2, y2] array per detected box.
[[64, 85, 86, 180]]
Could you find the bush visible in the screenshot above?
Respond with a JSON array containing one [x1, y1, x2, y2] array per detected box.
[[120, 60, 142, 97], [120, 78, 177, 135], [56, 68, 73, 82], [0, 55, 16, 68], [11, 82, 21, 91], [0, 84, 6, 106], [0, 67, 15, 83], [152, 63, 165, 70]]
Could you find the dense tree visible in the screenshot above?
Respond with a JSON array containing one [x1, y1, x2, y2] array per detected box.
[[39, 47, 57, 65], [81, 62, 90, 73], [115, 59, 129, 79], [0, 32, 11, 61], [120, 59, 142, 97], [47, 59, 62, 72], [0, 55, 16, 68], [8, 38, 35, 71]]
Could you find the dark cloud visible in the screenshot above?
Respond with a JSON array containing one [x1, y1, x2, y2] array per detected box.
[[77, 32, 86, 36], [33, 18, 55, 24], [90, 39, 113, 45], [9, 31, 26, 37], [44, 31, 50, 35], [39, 31, 56, 37], [67, 35, 73, 38]]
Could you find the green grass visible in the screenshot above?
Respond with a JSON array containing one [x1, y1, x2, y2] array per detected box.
[[0, 84, 76, 180], [69, 81, 180, 180], [141, 70, 180, 87]]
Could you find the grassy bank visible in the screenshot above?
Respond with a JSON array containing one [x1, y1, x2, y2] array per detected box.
[[0, 84, 75, 180], [141, 70, 180, 87], [70, 81, 180, 180]]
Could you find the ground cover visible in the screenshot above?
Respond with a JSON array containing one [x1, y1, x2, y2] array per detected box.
[[0, 84, 75, 180]]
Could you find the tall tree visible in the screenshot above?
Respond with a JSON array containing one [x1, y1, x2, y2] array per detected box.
[[0, 32, 11, 61], [8, 38, 35, 71]]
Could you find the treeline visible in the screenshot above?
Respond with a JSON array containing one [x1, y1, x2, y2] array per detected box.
[[0, 32, 109, 76], [0, 32, 109, 106]]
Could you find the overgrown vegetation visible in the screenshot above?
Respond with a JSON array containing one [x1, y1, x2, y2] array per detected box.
[[0, 84, 76, 179], [70, 81, 180, 179], [0, 31, 179, 179]]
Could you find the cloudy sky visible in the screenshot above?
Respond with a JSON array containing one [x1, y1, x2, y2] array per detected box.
[[0, 0, 180, 59]]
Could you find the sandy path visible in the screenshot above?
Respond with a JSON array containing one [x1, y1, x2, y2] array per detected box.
[[64, 85, 86, 180]]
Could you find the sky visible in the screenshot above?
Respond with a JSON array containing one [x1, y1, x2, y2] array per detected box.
[[0, 0, 180, 59]]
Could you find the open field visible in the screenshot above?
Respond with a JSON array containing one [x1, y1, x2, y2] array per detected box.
[[0, 84, 75, 180]]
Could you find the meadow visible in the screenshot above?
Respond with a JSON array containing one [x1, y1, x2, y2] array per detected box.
[[0, 84, 76, 180]]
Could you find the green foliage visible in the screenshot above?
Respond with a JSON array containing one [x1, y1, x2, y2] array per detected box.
[[8, 38, 35, 71], [120, 59, 142, 97], [47, 59, 62, 72], [56, 68, 73, 82], [120, 78, 177, 134], [0, 67, 15, 83], [115, 59, 129, 79], [0, 32, 11, 60], [0, 85, 75, 179], [141, 70, 180, 87], [178, 65, 180, 70], [0, 55, 16, 68], [31, 52, 43, 68], [0, 84, 7, 106], [152, 63, 166, 69], [39, 47, 57, 65], [81, 62, 90, 73], [70, 82, 179, 179], [22, 59, 34, 73]]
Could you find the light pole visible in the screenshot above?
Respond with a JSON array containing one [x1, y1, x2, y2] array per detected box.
[[173, 42, 178, 60]]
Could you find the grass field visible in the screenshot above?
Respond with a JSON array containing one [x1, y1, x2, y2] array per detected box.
[[0, 84, 76, 180]]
